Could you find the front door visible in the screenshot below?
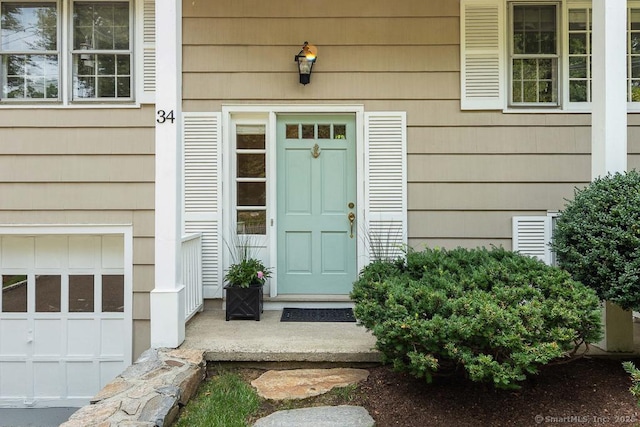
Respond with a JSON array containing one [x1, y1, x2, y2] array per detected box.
[[276, 114, 357, 294]]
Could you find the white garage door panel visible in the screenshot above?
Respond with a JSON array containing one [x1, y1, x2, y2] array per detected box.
[[0, 362, 27, 397], [0, 233, 131, 408], [0, 319, 29, 355], [67, 319, 99, 356]]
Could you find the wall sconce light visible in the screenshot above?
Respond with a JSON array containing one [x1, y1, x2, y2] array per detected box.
[[294, 41, 318, 85]]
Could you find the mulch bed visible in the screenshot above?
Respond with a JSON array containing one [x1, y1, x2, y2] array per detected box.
[[357, 358, 640, 427], [244, 357, 640, 427]]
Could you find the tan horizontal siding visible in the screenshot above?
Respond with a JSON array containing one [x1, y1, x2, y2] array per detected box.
[[134, 264, 155, 293], [408, 154, 590, 182], [184, 0, 458, 18], [409, 238, 513, 251], [0, 183, 154, 210], [0, 106, 155, 127], [183, 72, 459, 100], [183, 17, 458, 45], [0, 155, 154, 182], [409, 211, 548, 239], [133, 320, 150, 360], [408, 127, 591, 154], [408, 183, 584, 211], [2, 128, 154, 155], [184, 45, 459, 73]]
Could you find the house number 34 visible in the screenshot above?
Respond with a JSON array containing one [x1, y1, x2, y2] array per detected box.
[[156, 110, 175, 124]]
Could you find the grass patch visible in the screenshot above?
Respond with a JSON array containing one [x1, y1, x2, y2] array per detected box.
[[175, 368, 368, 426], [174, 371, 260, 427]]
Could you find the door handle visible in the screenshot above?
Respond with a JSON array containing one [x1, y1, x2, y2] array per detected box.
[[348, 212, 356, 238]]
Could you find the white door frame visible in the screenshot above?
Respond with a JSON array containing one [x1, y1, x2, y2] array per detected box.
[[222, 105, 365, 298]]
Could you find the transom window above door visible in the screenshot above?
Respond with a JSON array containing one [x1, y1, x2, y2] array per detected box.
[[285, 123, 347, 139], [0, 0, 137, 103]]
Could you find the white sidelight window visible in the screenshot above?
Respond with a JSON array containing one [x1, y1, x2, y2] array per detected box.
[[235, 125, 267, 235], [0, 0, 154, 104]]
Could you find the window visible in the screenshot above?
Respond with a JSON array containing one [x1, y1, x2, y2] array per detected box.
[[72, 2, 131, 100], [461, 0, 640, 111], [1, 2, 58, 99], [236, 125, 267, 235], [0, 0, 138, 103], [510, 3, 559, 106]]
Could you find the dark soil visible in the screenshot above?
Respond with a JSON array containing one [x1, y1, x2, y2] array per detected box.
[[242, 357, 640, 427]]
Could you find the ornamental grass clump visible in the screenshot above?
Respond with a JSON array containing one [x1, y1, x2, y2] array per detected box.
[[350, 247, 602, 389]]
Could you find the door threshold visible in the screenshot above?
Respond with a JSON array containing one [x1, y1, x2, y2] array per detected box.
[[264, 294, 353, 310]]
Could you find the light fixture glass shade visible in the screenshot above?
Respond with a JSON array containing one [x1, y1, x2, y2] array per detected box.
[[294, 41, 317, 85]]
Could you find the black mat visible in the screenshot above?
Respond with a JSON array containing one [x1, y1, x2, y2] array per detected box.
[[280, 307, 356, 322]]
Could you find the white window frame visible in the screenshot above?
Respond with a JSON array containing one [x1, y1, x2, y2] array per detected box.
[[69, 0, 133, 102], [0, 0, 151, 108], [508, 2, 561, 108]]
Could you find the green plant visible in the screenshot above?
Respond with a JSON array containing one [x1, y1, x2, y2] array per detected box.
[[224, 258, 271, 288], [551, 170, 640, 311], [223, 234, 271, 288], [174, 371, 260, 427], [350, 246, 602, 389], [623, 361, 640, 407]]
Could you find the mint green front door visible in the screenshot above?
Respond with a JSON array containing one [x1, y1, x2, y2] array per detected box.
[[277, 115, 357, 294]]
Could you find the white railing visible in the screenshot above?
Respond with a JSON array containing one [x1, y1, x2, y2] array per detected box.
[[182, 233, 204, 321]]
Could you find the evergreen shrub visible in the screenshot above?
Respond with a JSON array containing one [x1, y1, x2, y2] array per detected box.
[[551, 170, 640, 311], [350, 247, 602, 389]]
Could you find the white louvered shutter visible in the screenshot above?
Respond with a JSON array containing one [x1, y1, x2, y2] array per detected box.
[[139, 0, 155, 103], [512, 216, 552, 265], [460, 0, 504, 110], [183, 113, 222, 298], [364, 112, 407, 262]]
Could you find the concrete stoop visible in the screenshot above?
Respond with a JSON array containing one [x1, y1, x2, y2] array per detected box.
[[253, 405, 375, 427]]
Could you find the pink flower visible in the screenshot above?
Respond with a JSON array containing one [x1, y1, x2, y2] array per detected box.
[[257, 271, 264, 280]]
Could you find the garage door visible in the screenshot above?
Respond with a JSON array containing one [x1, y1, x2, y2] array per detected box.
[[0, 234, 131, 408]]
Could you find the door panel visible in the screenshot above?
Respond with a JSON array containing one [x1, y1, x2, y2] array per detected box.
[[277, 115, 357, 295]]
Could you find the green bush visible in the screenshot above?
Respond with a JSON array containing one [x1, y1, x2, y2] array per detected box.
[[623, 361, 640, 407], [551, 170, 640, 311], [350, 247, 602, 389]]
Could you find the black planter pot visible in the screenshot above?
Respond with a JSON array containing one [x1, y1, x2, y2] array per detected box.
[[224, 283, 264, 321]]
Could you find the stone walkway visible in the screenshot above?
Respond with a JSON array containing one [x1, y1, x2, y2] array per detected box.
[[251, 368, 374, 427]]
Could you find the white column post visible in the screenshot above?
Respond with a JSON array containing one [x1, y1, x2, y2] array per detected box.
[[150, 0, 185, 347], [591, 0, 632, 352]]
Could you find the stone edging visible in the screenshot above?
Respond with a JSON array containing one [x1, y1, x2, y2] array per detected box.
[[61, 348, 206, 427]]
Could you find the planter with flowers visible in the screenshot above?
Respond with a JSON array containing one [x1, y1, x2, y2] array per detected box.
[[224, 257, 271, 321]]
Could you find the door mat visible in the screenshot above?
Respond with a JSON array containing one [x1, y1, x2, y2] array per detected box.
[[280, 307, 356, 322]]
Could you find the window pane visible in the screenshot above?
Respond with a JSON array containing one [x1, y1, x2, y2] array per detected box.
[[631, 81, 640, 102], [237, 182, 266, 206], [570, 81, 588, 102], [102, 275, 124, 312], [318, 124, 330, 139], [35, 275, 61, 312], [569, 57, 587, 79], [334, 124, 346, 139], [285, 124, 299, 139], [237, 126, 266, 148], [2, 54, 58, 99], [631, 9, 640, 31], [237, 154, 265, 178], [237, 211, 266, 235], [569, 9, 588, 31], [1, 3, 57, 51], [73, 2, 129, 50], [632, 33, 640, 55], [302, 124, 314, 139], [569, 34, 587, 55], [513, 5, 557, 55], [69, 275, 94, 312], [73, 54, 130, 99], [2, 275, 27, 313]]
